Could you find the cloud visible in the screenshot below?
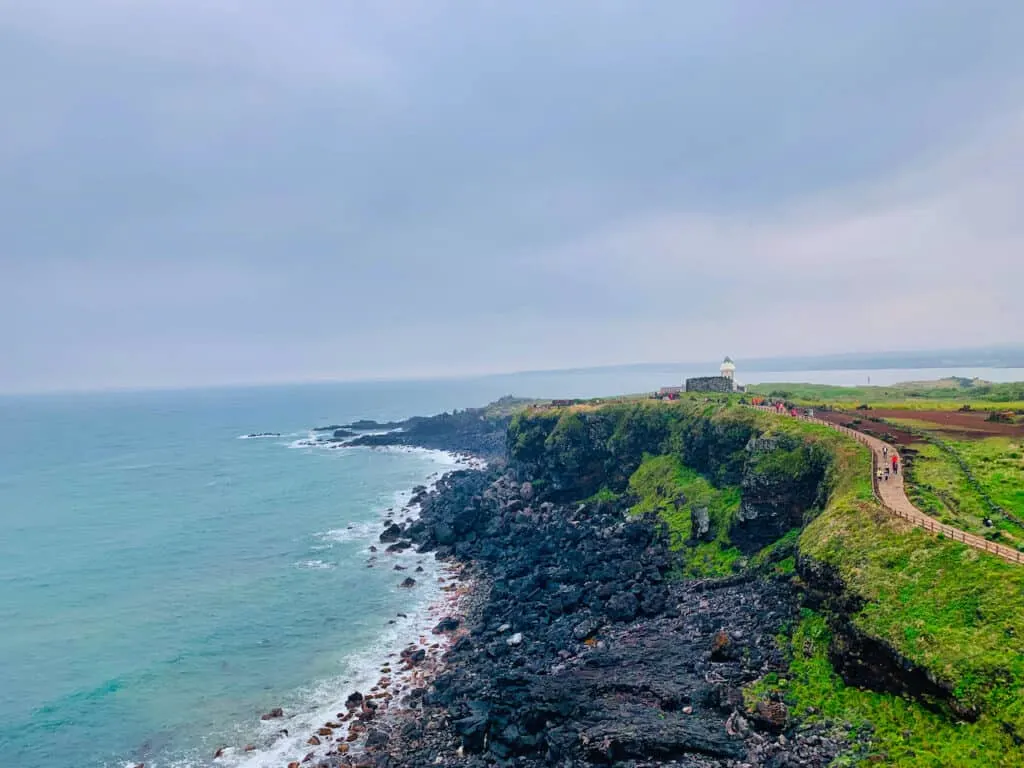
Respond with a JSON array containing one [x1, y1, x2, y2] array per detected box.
[[0, 1, 1022, 392]]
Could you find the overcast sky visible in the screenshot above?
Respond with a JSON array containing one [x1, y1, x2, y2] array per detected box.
[[2, 2, 1022, 393]]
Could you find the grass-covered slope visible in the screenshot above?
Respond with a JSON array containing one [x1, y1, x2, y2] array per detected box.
[[508, 396, 1024, 766], [627, 454, 744, 577], [748, 379, 1024, 410]]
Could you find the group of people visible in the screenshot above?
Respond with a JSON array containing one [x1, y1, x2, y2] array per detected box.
[[877, 445, 900, 483]]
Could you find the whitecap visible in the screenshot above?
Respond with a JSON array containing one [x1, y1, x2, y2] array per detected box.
[[220, 558, 464, 768], [294, 559, 335, 571], [314, 522, 377, 544]]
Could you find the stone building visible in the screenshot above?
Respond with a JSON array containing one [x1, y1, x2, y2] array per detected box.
[[685, 356, 745, 393]]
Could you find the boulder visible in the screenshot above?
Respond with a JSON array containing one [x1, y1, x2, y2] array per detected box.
[[573, 617, 600, 641], [365, 728, 390, 749], [400, 577, 417, 588], [433, 616, 461, 633], [606, 592, 639, 622], [710, 630, 732, 661], [691, 505, 712, 541], [433, 522, 456, 545], [753, 699, 790, 732], [260, 707, 284, 720]]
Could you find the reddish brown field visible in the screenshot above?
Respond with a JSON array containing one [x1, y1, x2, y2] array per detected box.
[[814, 408, 1024, 441], [856, 409, 1024, 438], [816, 411, 918, 445]]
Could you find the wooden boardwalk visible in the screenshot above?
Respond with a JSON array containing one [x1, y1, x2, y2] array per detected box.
[[757, 407, 1024, 565]]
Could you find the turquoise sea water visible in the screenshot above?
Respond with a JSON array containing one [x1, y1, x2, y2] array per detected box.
[[3, 367, 1022, 766], [0, 381, 505, 767]]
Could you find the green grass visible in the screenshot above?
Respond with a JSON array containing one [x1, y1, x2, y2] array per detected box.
[[748, 408, 1024, 758], [514, 397, 1024, 765], [748, 609, 1024, 767], [882, 424, 1024, 544], [747, 379, 1024, 412], [799, 461, 1024, 745], [583, 486, 620, 503], [627, 454, 742, 577]]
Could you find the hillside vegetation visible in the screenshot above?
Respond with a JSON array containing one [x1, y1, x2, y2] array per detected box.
[[508, 396, 1024, 766], [748, 378, 1024, 411]]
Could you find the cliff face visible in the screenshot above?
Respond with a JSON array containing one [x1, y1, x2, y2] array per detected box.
[[507, 404, 761, 501], [505, 402, 981, 726], [732, 436, 831, 553], [507, 404, 829, 554]]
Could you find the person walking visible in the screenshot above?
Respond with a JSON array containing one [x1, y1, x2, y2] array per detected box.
[[891, 455, 899, 475]]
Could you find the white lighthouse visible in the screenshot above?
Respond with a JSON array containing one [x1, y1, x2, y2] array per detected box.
[[720, 356, 736, 382]]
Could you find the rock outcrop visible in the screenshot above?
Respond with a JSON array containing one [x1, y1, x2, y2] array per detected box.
[[357, 469, 847, 766]]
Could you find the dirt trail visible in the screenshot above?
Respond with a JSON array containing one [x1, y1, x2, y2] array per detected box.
[[754, 407, 1024, 565]]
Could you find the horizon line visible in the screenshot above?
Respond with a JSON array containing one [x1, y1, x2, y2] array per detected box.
[[2, 343, 1023, 398]]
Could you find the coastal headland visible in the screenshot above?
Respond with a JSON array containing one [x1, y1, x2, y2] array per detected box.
[[267, 381, 1024, 767]]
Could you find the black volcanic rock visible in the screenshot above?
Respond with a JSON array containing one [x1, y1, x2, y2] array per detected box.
[[358, 466, 847, 767]]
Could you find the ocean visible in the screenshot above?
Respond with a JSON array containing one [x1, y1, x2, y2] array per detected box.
[[2, 366, 1022, 766]]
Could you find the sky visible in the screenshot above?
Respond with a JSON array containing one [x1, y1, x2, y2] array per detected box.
[[2, 1, 1023, 393]]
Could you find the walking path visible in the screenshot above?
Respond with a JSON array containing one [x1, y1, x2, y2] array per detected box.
[[756, 407, 1024, 565]]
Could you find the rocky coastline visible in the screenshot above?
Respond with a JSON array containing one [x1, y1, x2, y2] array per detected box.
[[281, 468, 849, 767], [264, 403, 854, 767], [346, 469, 849, 768]]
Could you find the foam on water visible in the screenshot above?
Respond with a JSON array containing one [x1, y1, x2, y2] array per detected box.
[[0, 384, 495, 768], [199, 447, 474, 768], [315, 521, 379, 544], [293, 559, 335, 571]]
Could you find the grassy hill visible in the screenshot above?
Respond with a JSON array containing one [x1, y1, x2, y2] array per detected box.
[[508, 395, 1024, 766]]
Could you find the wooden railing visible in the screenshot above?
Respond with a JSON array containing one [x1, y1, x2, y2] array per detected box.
[[749, 406, 1024, 565]]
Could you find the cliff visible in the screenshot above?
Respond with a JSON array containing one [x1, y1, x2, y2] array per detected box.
[[506, 398, 1024, 765]]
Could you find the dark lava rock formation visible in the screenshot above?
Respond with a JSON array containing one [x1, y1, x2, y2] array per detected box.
[[341, 469, 847, 767], [342, 398, 533, 460]]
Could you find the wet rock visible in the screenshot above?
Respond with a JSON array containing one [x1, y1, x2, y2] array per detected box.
[[365, 728, 389, 750], [260, 707, 284, 720], [379, 524, 403, 543], [399, 577, 417, 588], [344, 691, 363, 710], [402, 647, 427, 665], [432, 616, 460, 633]]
